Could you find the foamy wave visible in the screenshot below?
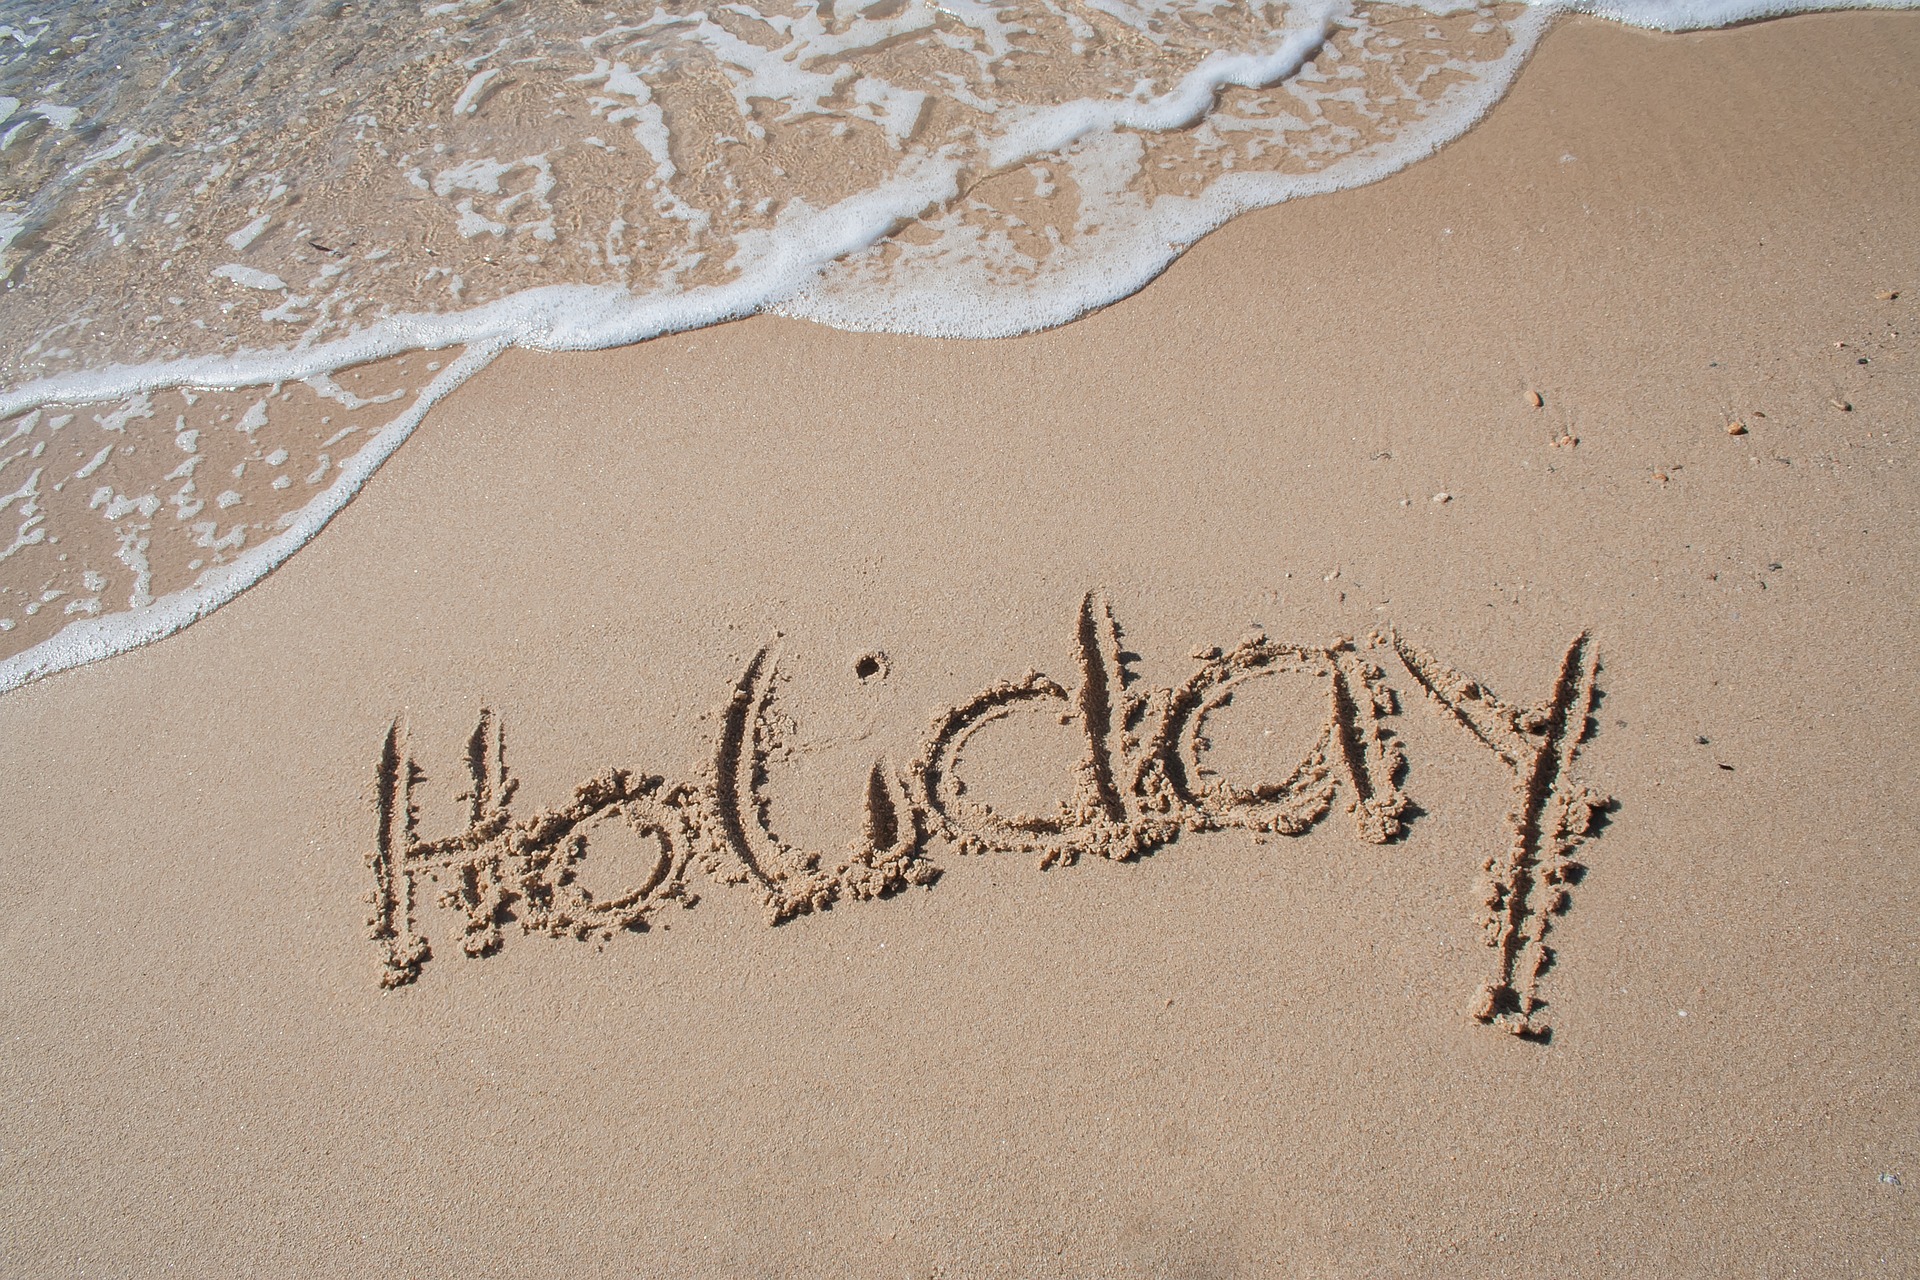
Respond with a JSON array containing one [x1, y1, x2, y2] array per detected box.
[[1568, 0, 1915, 27], [0, 0, 1911, 693]]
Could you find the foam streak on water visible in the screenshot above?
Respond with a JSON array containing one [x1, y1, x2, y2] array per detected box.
[[0, 0, 1911, 691]]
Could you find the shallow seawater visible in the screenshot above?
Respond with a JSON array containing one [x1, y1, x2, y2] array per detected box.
[[0, 0, 1908, 687], [0, 0, 1549, 386]]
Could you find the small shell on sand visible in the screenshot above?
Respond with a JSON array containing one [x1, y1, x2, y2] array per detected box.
[[1726, 421, 1747, 436], [1526, 390, 1544, 408], [1877, 289, 1900, 300], [1831, 398, 1852, 412], [1432, 491, 1451, 504]]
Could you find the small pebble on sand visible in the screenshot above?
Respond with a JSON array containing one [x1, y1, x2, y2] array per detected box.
[[1526, 390, 1543, 408], [1726, 421, 1747, 436], [1831, 398, 1852, 411], [1877, 290, 1900, 300], [1432, 492, 1451, 504]]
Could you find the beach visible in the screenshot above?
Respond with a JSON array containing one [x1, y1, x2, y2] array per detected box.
[[2, 10, 1917, 1275]]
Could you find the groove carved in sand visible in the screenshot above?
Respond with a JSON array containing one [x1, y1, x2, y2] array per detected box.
[[367, 592, 1609, 1037], [1390, 630, 1608, 1038]]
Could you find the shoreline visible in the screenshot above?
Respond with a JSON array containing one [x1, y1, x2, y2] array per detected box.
[[8, 4, 1919, 693]]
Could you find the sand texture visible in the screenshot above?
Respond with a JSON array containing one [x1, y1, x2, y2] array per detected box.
[[3, 13, 1917, 1276]]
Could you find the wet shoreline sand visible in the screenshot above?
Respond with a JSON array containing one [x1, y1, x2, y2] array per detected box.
[[3, 13, 1917, 1275]]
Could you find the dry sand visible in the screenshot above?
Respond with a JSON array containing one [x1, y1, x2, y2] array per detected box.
[[3, 12, 1917, 1276]]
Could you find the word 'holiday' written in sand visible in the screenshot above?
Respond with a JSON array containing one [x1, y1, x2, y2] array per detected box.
[[368, 594, 1609, 1038]]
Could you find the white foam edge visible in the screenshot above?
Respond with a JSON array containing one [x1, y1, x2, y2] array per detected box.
[[0, 159, 971, 696], [983, 18, 1334, 169], [778, 7, 1556, 336], [783, 0, 1920, 337], [1560, 0, 1919, 30], [2, 0, 1914, 696], [0, 152, 968, 423], [0, 342, 501, 696], [5, 0, 1907, 418]]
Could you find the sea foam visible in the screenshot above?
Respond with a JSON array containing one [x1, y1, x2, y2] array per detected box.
[[0, 0, 1911, 692]]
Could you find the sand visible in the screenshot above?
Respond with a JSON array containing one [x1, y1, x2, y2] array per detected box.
[[3, 12, 1917, 1276]]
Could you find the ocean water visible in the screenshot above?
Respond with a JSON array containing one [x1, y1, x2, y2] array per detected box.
[[0, 0, 1908, 690]]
